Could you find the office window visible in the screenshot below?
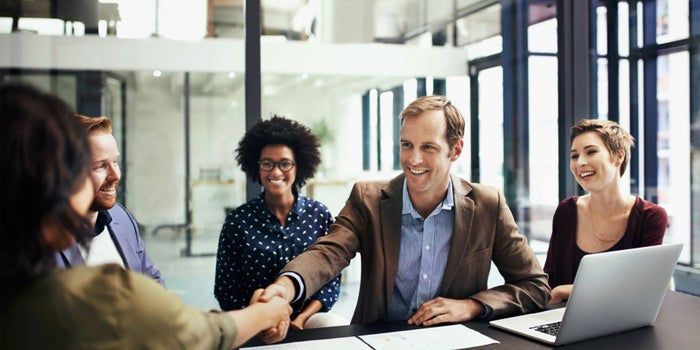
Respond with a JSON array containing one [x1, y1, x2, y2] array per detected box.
[[619, 58, 632, 191], [528, 56, 559, 241], [655, 0, 689, 44], [528, 18, 557, 54], [403, 79, 418, 106], [369, 89, 379, 172], [656, 52, 691, 263], [598, 58, 609, 120], [637, 1, 644, 47], [597, 5, 608, 56], [618, 1, 630, 56], [692, 48, 700, 268], [380, 91, 394, 172], [636, 59, 646, 197], [477, 66, 504, 192], [446, 76, 471, 180]]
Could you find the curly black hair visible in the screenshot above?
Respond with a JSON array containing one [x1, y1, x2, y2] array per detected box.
[[1, 84, 92, 301], [236, 115, 321, 189]]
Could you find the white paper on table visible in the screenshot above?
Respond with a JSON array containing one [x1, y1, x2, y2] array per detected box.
[[359, 324, 499, 350], [240, 336, 373, 350]]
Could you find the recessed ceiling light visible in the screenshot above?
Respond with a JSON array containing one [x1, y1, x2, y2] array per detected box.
[[153, 70, 162, 77]]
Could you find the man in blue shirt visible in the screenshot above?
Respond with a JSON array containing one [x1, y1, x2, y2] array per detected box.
[[56, 116, 162, 284], [255, 96, 550, 342]]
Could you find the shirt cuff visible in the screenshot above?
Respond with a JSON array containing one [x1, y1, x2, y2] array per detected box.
[[279, 272, 305, 303], [477, 301, 493, 320]]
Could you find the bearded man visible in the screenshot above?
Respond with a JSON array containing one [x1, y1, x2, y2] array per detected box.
[[56, 115, 163, 284]]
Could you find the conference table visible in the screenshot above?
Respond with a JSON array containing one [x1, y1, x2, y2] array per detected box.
[[244, 291, 699, 349]]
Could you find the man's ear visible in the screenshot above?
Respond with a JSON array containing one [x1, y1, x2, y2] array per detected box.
[[450, 139, 464, 161]]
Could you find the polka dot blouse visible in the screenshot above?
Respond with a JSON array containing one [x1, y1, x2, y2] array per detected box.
[[214, 193, 341, 312]]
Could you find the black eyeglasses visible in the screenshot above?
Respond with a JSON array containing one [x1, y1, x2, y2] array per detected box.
[[259, 159, 296, 172]]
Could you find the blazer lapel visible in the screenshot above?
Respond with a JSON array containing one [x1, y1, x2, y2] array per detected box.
[[107, 219, 132, 269], [60, 244, 86, 267], [380, 175, 404, 315], [439, 175, 474, 295]]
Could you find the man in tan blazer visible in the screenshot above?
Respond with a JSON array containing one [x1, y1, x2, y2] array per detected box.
[[254, 95, 550, 342]]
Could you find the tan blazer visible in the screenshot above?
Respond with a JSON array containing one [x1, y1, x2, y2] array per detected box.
[[283, 174, 550, 324]]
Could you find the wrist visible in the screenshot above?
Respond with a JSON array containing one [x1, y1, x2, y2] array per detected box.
[[275, 276, 296, 302], [465, 299, 484, 319], [293, 313, 308, 323], [249, 303, 274, 329]]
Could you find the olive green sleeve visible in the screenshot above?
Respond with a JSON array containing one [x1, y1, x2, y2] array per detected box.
[[125, 271, 238, 350]]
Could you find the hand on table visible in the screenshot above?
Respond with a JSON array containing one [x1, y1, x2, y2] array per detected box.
[[407, 297, 484, 326]]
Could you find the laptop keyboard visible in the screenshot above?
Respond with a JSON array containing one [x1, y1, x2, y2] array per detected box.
[[530, 321, 562, 336]]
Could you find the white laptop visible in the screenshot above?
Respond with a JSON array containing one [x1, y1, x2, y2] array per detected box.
[[489, 243, 683, 346]]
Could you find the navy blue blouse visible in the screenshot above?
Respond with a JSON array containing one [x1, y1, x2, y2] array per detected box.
[[214, 193, 340, 312]]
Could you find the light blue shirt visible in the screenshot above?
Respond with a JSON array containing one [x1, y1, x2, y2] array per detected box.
[[387, 179, 454, 320]]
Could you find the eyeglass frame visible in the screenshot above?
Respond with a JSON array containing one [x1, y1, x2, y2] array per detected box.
[[258, 158, 296, 172]]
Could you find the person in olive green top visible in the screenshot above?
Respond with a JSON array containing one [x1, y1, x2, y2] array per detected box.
[[0, 84, 291, 349]]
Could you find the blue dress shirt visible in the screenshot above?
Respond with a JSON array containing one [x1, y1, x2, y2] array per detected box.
[[387, 180, 454, 320], [214, 193, 341, 313]]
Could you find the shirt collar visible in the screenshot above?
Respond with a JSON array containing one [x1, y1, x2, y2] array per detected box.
[[93, 210, 112, 238], [401, 178, 454, 218], [257, 191, 305, 218]]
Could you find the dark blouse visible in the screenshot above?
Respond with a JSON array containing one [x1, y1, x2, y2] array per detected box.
[[214, 193, 340, 312], [544, 196, 668, 288]]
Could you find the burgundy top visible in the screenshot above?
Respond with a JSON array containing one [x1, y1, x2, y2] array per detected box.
[[543, 196, 668, 288]]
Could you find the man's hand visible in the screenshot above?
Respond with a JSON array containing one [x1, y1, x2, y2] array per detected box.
[[250, 292, 292, 344], [249, 277, 297, 343], [549, 284, 573, 304], [255, 276, 296, 304], [407, 297, 484, 326], [257, 318, 290, 344]]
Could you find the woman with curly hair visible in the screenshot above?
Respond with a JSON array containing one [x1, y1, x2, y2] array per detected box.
[[214, 116, 345, 335], [0, 84, 292, 349]]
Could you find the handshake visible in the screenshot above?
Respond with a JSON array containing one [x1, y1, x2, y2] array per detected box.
[[245, 275, 487, 344], [247, 276, 297, 343]]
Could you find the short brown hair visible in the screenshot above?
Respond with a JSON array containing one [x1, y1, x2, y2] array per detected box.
[[570, 119, 635, 176], [75, 115, 112, 135], [400, 95, 465, 149]]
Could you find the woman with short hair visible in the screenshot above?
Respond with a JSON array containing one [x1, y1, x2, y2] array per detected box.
[[544, 119, 668, 304]]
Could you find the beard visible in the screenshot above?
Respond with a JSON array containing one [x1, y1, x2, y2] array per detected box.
[[90, 179, 119, 212]]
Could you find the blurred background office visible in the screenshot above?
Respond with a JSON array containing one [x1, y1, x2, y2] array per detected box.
[[1, 0, 698, 317]]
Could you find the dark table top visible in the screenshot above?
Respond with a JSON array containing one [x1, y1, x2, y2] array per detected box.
[[244, 291, 700, 349]]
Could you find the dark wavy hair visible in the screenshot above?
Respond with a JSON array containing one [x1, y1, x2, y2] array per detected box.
[[0, 84, 92, 301], [236, 115, 321, 190]]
